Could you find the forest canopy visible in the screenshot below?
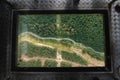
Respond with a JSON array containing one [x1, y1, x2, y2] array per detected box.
[[18, 14, 104, 52]]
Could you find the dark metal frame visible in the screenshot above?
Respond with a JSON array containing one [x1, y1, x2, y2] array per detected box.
[[1, 0, 120, 80], [12, 10, 112, 72]]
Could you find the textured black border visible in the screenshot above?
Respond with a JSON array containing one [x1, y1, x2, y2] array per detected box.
[[11, 10, 112, 72]]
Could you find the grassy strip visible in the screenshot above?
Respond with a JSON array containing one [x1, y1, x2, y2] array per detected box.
[[73, 44, 105, 61], [59, 40, 73, 47], [44, 60, 57, 67], [18, 41, 57, 58], [61, 51, 88, 65], [82, 47, 105, 61], [23, 34, 73, 48], [18, 60, 41, 67], [61, 62, 72, 67]]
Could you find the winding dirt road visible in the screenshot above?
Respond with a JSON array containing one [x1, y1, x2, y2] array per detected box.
[[21, 54, 82, 67], [18, 32, 105, 67]]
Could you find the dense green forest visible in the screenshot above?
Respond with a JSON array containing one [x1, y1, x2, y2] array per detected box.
[[18, 14, 104, 52]]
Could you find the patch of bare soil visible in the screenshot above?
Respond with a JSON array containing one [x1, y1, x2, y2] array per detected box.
[[19, 38, 54, 49], [20, 54, 84, 67]]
